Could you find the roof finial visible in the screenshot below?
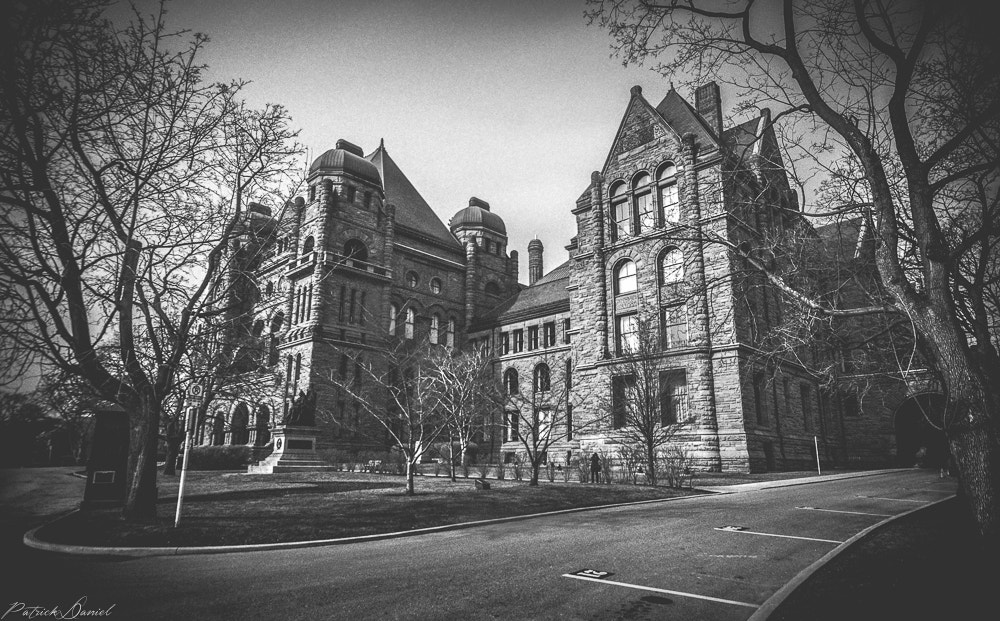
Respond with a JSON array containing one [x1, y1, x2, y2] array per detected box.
[[380, 137, 385, 151]]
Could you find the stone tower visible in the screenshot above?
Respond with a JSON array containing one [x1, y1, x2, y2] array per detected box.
[[449, 197, 519, 324], [276, 139, 392, 445]]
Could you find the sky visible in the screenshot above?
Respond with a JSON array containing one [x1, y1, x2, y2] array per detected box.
[[125, 0, 735, 277]]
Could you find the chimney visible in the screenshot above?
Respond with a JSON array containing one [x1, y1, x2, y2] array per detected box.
[[695, 82, 723, 137], [509, 249, 519, 283], [335, 139, 364, 157], [527, 238, 543, 285], [469, 196, 490, 211]]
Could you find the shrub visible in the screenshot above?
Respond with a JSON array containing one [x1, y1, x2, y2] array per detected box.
[[546, 462, 556, 482], [477, 462, 491, 478], [577, 458, 590, 483], [512, 458, 523, 481], [185, 445, 254, 471], [496, 463, 506, 480]]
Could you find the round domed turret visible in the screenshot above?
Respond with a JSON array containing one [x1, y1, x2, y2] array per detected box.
[[449, 196, 506, 235], [308, 139, 381, 185]]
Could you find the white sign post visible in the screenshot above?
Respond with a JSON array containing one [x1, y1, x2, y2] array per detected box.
[[814, 435, 822, 476], [174, 384, 201, 528]]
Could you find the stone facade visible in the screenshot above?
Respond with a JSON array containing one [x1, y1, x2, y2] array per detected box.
[[205, 85, 920, 473]]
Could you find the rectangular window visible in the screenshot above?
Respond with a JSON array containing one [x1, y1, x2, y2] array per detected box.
[[636, 191, 654, 231], [512, 329, 524, 353], [500, 332, 510, 355], [614, 201, 631, 240], [660, 182, 679, 224], [661, 305, 688, 349], [612, 374, 635, 429], [801, 384, 814, 433], [562, 318, 571, 344], [566, 403, 573, 441], [659, 370, 687, 425], [616, 313, 638, 355], [339, 285, 346, 323], [506, 411, 519, 441], [543, 322, 556, 347], [527, 326, 539, 350]]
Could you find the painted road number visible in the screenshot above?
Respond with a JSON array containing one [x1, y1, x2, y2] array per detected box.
[[572, 569, 613, 580]]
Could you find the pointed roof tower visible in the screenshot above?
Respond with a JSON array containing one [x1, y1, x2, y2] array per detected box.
[[366, 142, 461, 250]]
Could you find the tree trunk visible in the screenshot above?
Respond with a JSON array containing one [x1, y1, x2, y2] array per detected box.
[[646, 444, 657, 487], [948, 409, 999, 545], [123, 392, 159, 521], [529, 461, 540, 486], [405, 459, 415, 495], [162, 435, 182, 476]]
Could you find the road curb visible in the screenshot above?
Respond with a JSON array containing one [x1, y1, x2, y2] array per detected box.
[[694, 468, 902, 493], [746, 493, 956, 621], [24, 490, 713, 558]]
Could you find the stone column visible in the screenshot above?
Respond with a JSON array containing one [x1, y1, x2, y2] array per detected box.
[[681, 133, 722, 470], [590, 171, 610, 359]]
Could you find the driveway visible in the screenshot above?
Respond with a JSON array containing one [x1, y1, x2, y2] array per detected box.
[[1, 469, 952, 620]]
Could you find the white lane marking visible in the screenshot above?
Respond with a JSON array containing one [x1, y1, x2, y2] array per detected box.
[[856, 495, 927, 503], [904, 489, 954, 493], [561, 574, 759, 609], [713, 527, 843, 544], [795, 506, 892, 517]]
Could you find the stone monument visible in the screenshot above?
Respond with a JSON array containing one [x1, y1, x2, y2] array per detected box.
[[247, 388, 334, 474]]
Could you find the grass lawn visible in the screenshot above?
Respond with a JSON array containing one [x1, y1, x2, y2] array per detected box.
[[38, 471, 699, 548]]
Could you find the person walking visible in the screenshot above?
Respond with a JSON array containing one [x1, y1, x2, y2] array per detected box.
[[590, 453, 601, 483]]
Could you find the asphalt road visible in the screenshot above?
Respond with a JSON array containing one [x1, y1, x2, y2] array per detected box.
[[2, 469, 953, 621]]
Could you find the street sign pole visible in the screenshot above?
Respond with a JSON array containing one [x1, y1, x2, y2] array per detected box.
[[175, 385, 202, 528], [814, 435, 822, 476]]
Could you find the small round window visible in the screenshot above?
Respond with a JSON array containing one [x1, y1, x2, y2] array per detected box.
[[430, 278, 442, 294], [406, 271, 419, 288]]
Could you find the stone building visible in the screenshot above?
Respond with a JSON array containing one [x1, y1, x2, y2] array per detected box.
[[202, 84, 936, 472]]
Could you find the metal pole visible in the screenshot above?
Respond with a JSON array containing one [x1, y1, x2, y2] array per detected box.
[[814, 435, 822, 476], [174, 405, 196, 528]]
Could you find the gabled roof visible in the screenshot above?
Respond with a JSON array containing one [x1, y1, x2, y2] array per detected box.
[[601, 86, 722, 176], [653, 88, 719, 146], [479, 261, 571, 325], [367, 142, 462, 250]]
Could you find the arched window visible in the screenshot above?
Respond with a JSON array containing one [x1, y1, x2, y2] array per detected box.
[[446, 318, 455, 347], [485, 282, 502, 298], [405, 307, 415, 339], [251, 319, 264, 337], [614, 260, 638, 295], [657, 162, 679, 224], [231, 404, 249, 445], [610, 181, 629, 240], [406, 271, 419, 288], [504, 368, 519, 395], [430, 314, 441, 345], [343, 239, 368, 262], [302, 236, 315, 254], [269, 311, 285, 333], [533, 364, 551, 393], [265, 281, 274, 297], [389, 304, 398, 335], [430, 278, 442, 294], [660, 248, 683, 284], [633, 172, 653, 232]]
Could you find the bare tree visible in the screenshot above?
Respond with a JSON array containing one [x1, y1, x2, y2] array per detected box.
[[602, 316, 682, 486], [500, 351, 599, 486], [333, 332, 449, 495], [587, 0, 1000, 540], [0, 1, 301, 519], [428, 345, 499, 480]]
